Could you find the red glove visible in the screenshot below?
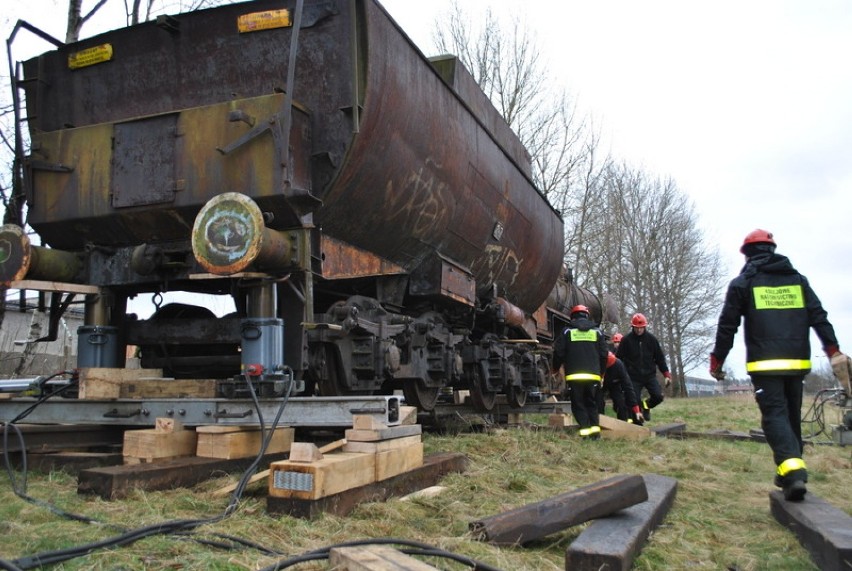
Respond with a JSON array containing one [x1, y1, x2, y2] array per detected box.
[[632, 405, 644, 423], [825, 345, 840, 358], [709, 354, 725, 380]]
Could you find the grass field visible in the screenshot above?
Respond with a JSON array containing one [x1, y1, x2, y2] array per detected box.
[[0, 394, 850, 570]]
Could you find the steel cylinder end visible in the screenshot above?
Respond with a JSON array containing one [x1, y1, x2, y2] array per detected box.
[[191, 192, 266, 275], [0, 224, 32, 286]]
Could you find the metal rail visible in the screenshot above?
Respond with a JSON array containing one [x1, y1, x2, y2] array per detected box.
[[0, 395, 403, 428]]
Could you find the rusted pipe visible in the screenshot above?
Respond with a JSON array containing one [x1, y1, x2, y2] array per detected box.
[[191, 192, 297, 275], [0, 224, 82, 285]]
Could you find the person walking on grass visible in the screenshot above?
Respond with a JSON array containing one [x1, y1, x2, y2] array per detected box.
[[553, 305, 609, 440], [616, 313, 671, 422], [709, 229, 846, 502]]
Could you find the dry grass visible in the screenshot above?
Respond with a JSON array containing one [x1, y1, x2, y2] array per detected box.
[[0, 395, 850, 570]]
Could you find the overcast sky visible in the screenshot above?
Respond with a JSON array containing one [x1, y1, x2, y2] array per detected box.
[[5, 0, 851, 379]]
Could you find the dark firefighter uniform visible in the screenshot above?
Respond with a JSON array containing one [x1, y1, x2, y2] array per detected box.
[[616, 326, 670, 419], [711, 231, 840, 501], [553, 308, 609, 439], [600, 354, 643, 423]]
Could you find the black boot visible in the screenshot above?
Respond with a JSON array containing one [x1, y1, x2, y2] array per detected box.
[[783, 480, 807, 502]]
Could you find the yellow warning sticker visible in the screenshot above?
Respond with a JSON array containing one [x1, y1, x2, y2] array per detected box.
[[68, 44, 113, 70], [238, 9, 292, 33]]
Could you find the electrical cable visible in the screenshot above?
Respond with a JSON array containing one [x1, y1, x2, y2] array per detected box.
[[802, 388, 844, 441], [9, 373, 295, 569]]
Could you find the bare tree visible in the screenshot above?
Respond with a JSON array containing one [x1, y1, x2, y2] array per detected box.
[[433, 2, 595, 199], [599, 162, 725, 393]]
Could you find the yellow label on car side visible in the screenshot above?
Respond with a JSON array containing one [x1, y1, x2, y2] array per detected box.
[[68, 44, 113, 70], [238, 9, 292, 33]]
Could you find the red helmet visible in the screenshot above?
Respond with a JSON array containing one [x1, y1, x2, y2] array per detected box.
[[612, 333, 623, 343], [606, 351, 616, 368], [631, 313, 648, 327], [570, 304, 590, 317], [740, 229, 775, 254]]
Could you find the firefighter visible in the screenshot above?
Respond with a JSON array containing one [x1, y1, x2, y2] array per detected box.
[[601, 351, 644, 423], [710, 229, 845, 501], [553, 305, 609, 439], [610, 332, 623, 352], [616, 313, 672, 421]]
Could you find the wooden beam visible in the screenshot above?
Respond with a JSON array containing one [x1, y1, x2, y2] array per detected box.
[[78, 452, 290, 499], [210, 439, 347, 498], [329, 545, 441, 571], [469, 474, 648, 546], [565, 474, 678, 570], [267, 452, 468, 519], [770, 490, 852, 571]]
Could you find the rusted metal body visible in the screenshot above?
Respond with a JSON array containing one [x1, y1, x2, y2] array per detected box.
[[7, 0, 603, 411]]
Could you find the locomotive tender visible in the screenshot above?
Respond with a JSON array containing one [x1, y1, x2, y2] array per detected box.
[[1, 0, 603, 411]]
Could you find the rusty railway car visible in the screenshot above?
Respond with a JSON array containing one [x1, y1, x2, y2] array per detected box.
[[1, 0, 603, 411]]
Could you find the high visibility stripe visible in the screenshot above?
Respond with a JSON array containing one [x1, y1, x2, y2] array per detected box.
[[776, 458, 806, 476], [565, 373, 602, 382], [579, 426, 601, 437], [746, 359, 811, 372]]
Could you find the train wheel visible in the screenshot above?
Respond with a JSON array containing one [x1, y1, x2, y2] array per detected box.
[[469, 363, 496, 412], [507, 385, 527, 409], [403, 380, 440, 411]]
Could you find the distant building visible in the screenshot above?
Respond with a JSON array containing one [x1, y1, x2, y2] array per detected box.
[[0, 295, 84, 377], [684, 375, 724, 397]]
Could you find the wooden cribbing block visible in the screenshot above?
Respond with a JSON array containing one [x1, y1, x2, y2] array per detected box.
[[123, 425, 197, 462], [398, 405, 418, 425], [268, 452, 376, 500], [155, 418, 182, 433], [598, 415, 652, 439], [352, 414, 386, 430], [78, 368, 218, 399], [210, 439, 346, 498], [376, 442, 424, 481], [770, 490, 852, 571], [343, 434, 421, 454], [267, 452, 468, 519], [79, 368, 162, 399], [453, 390, 470, 404], [548, 413, 573, 428], [195, 426, 294, 459], [288, 442, 325, 463], [469, 474, 648, 546], [345, 423, 422, 442], [329, 545, 441, 571], [565, 474, 678, 570]]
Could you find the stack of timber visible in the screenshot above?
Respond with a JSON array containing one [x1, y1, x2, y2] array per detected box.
[[78, 368, 218, 399], [268, 409, 423, 501], [267, 406, 467, 518], [79, 418, 293, 499]]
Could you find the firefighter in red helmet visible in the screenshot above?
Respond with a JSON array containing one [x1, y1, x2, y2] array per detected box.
[[600, 351, 644, 423], [552, 305, 609, 439], [616, 312, 672, 422], [710, 229, 846, 501]]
